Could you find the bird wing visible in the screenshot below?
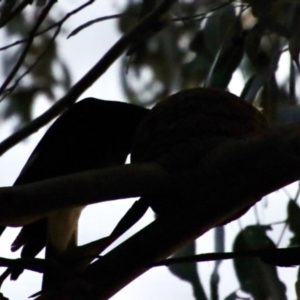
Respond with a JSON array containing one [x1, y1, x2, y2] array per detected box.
[[1, 98, 148, 288]]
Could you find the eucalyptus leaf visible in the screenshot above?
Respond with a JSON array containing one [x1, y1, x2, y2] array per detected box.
[[233, 225, 287, 300]]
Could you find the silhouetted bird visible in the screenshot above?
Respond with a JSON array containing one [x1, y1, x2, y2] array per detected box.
[[0, 98, 148, 288], [131, 87, 269, 220]]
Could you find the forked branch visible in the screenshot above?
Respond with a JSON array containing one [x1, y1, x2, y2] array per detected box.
[[0, 123, 299, 298]]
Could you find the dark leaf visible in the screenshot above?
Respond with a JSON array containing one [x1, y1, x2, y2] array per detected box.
[[0, 0, 18, 24], [35, 0, 47, 6], [67, 14, 129, 39], [58, 61, 72, 93], [205, 35, 244, 89], [203, 3, 238, 57], [240, 75, 263, 103], [2, 7, 68, 124], [204, 4, 243, 89], [140, 0, 157, 18], [4, 87, 38, 125], [287, 200, 300, 247], [259, 15, 291, 39], [244, 23, 265, 68], [233, 225, 287, 300], [249, 0, 291, 38], [288, 5, 300, 69], [0, 292, 9, 300]]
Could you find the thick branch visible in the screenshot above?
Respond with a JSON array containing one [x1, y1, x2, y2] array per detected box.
[[0, 123, 300, 226], [22, 122, 300, 299], [71, 126, 300, 300], [0, 164, 168, 226]]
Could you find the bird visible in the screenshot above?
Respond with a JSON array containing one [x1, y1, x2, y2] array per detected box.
[[130, 87, 269, 220], [0, 98, 148, 288], [90, 87, 270, 262]]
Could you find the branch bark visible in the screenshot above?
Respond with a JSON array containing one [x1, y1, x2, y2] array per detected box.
[[45, 123, 300, 300], [0, 0, 176, 156], [1, 123, 300, 225], [0, 163, 168, 226], [1, 122, 300, 299]]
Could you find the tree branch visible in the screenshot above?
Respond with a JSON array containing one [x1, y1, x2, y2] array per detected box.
[[0, 1, 95, 51], [151, 246, 300, 267], [0, 0, 176, 156], [0, 0, 56, 96], [0, 163, 168, 226], [0, 123, 300, 224], [0, 123, 298, 298], [74, 126, 300, 300]]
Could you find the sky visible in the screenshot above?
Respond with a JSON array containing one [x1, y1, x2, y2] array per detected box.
[[0, 1, 298, 300]]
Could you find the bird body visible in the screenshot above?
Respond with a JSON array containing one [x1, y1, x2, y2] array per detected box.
[[0, 88, 269, 289], [2, 98, 148, 287], [131, 88, 269, 218]]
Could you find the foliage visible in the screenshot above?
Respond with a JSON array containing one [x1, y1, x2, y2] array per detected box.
[[117, 1, 300, 298], [0, 0, 300, 300], [119, 0, 300, 124], [0, 0, 71, 126]]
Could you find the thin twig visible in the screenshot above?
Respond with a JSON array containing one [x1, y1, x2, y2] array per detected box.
[[0, 0, 56, 97], [0, 0, 236, 52], [0, 0, 176, 156], [67, 13, 135, 38], [2, 20, 61, 100], [0, 0, 96, 52], [0, 0, 30, 28], [172, 0, 235, 23], [150, 246, 300, 267]]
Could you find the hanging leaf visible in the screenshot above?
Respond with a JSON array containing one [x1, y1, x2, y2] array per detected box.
[[240, 74, 264, 103], [204, 4, 243, 89], [249, 0, 291, 38], [182, 31, 212, 85], [35, 0, 47, 6], [203, 3, 239, 57], [244, 23, 265, 68], [233, 225, 287, 300], [205, 34, 244, 89], [1, 5, 70, 126], [288, 5, 300, 69], [287, 200, 300, 247], [0, 0, 18, 24], [126, 2, 167, 57]]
